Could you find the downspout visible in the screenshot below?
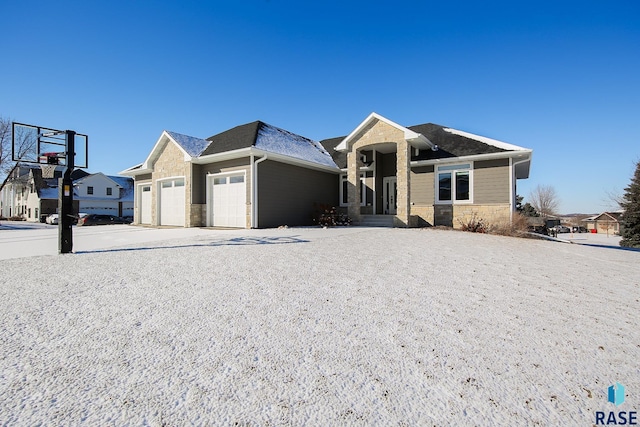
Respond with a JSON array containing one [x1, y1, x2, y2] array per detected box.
[[252, 153, 268, 228], [509, 157, 513, 223]]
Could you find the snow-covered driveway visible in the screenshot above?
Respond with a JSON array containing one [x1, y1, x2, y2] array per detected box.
[[0, 226, 638, 425]]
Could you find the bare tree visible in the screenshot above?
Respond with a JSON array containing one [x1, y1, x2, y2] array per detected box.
[[529, 184, 560, 218], [0, 117, 37, 192], [0, 117, 12, 174], [603, 188, 624, 211]]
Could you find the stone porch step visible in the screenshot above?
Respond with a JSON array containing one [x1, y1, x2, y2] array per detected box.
[[357, 215, 395, 227]]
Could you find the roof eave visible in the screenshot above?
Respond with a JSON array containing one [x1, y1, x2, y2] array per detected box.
[[411, 150, 533, 177], [191, 147, 254, 164], [119, 164, 152, 176], [193, 147, 340, 173], [252, 148, 341, 174]]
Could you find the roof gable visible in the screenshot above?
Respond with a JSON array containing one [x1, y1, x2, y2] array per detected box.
[[594, 212, 622, 222], [74, 172, 122, 189], [166, 131, 211, 157], [335, 113, 435, 152], [140, 130, 210, 171]]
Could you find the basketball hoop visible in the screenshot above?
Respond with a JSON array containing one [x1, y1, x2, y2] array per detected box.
[[39, 163, 57, 178], [38, 152, 62, 178]]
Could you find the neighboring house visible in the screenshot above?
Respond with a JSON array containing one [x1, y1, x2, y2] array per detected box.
[[0, 165, 134, 221], [583, 211, 623, 234], [120, 112, 533, 229], [73, 173, 134, 218]]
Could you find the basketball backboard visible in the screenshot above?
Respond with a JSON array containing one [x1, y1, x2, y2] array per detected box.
[[11, 122, 88, 169]]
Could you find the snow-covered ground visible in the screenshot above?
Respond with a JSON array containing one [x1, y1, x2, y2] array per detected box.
[[0, 225, 638, 425]]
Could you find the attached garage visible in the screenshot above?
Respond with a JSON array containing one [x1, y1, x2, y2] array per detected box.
[[208, 173, 246, 228], [139, 184, 152, 224], [159, 178, 185, 226]]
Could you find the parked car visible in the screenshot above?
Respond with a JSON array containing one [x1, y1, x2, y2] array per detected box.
[[572, 226, 587, 233], [72, 213, 89, 225], [46, 213, 59, 225], [527, 225, 548, 235], [550, 225, 571, 233], [77, 214, 131, 226]]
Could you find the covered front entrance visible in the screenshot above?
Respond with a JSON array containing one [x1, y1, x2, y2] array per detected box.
[[382, 176, 397, 215], [335, 113, 436, 227]]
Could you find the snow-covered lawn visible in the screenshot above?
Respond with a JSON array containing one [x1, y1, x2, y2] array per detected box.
[[0, 226, 638, 425]]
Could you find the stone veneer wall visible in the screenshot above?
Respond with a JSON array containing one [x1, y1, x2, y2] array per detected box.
[[150, 140, 190, 226], [409, 205, 435, 227], [347, 119, 410, 227], [453, 204, 512, 229], [191, 204, 205, 227], [411, 204, 512, 229]]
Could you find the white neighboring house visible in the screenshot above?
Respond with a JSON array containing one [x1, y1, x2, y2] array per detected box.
[[0, 166, 133, 221], [73, 173, 134, 217]]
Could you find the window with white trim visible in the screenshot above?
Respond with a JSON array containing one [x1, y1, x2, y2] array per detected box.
[[340, 174, 366, 206], [436, 163, 472, 204]]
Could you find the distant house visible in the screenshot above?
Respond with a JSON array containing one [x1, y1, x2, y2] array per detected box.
[[583, 211, 623, 235], [0, 166, 134, 221], [120, 112, 533, 229]]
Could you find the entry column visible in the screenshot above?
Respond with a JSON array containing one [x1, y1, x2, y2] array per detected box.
[[347, 150, 361, 223], [395, 140, 410, 227]]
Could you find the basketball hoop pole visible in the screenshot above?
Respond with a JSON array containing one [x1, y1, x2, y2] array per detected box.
[[58, 130, 75, 254]]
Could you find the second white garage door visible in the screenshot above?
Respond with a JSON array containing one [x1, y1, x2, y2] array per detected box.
[[139, 185, 152, 224], [210, 174, 246, 228], [159, 178, 185, 226]]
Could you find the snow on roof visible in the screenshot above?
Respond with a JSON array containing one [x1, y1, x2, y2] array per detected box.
[[108, 176, 135, 202], [443, 127, 528, 151], [166, 131, 211, 157], [38, 187, 59, 200], [256, 123, 338, 168]]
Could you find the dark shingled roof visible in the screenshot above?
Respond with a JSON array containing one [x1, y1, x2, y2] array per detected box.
[[408, 123, 509, 161], [201, 121, 262, 156], [319, 136, 347, 170], [320, 122, 517, 168]]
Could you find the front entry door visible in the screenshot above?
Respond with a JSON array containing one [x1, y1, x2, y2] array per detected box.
[[383, 177, 397, 215]]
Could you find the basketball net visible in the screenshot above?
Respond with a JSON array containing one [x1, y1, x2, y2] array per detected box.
[[40, 163, 57, 179]]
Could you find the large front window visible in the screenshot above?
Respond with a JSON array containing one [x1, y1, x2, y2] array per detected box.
[[340, 174, 366, 206], [436, 164, 472, 203]]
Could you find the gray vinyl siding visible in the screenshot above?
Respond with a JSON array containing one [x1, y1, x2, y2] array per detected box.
[[410, 165, 434, 205], [473, 159, 510, 204], [192, 158, 251, 205], [135, 173, 152, 182], [257, 160, 339, 228]]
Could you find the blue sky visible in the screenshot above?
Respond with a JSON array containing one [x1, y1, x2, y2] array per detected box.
[[2, 0, 638, 213]]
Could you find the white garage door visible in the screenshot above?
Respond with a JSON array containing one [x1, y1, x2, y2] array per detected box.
[[211, 174, 246, 228], [159, 178, 185, 226], [140, 185, 152, 224]]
